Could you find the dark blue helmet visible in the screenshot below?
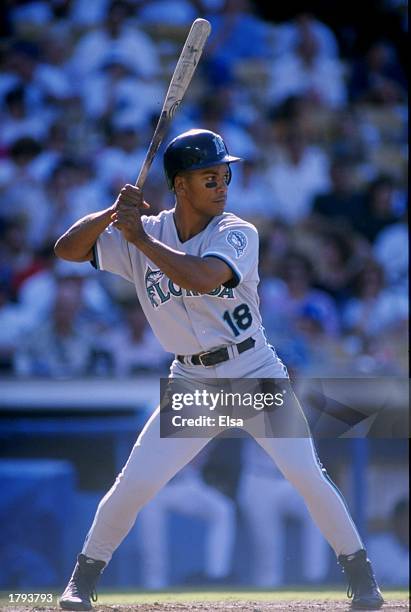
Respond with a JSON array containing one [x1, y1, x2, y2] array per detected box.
[[163, 128, 242, 189]]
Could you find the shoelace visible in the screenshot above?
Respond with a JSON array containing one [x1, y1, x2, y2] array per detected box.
[[91, 589, 98, 603], [68, 578, 82, 598]]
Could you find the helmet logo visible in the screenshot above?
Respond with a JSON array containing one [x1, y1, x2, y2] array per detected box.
[[213, 135, 226, 156], [226, 230, 248, 258]]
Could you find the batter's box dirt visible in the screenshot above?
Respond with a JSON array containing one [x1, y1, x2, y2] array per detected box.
[[93, 602, 408, 612], [3, 601, 409, 612]]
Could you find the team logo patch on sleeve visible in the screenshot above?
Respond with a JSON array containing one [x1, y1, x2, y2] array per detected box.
[[226, 230, 248, 258]]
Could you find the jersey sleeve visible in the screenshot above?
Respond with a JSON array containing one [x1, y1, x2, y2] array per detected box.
[[202, 219, 259, 288], [91, 223, 134, 282]]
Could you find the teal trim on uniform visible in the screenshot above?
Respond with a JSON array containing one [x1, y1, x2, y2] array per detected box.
[[202, 253, 241, 288], [91, 243, 99, 270], [310, 438, 364, 548]]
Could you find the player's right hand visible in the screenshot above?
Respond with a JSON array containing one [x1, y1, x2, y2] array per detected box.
[[111, 184, 150, 244], [113, 184, 151, 211]]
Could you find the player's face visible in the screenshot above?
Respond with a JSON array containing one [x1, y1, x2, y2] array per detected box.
[[178, 164, 230, 216]]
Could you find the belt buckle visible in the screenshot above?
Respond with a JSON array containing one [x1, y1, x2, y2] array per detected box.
[[198, 351, 213, 367]]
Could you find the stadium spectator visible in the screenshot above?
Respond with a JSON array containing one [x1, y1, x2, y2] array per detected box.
[[271, 12, 340, 60], [68, 0, 160, 82], [80, 52, 164, 132], [202, 0, 270, 86], [137, 0, 197, 26], [373, 215, 408, 290], [351, 174, 402, 243], [0, 281, 36, 373], [58, 160, 110, 227], [7, 1, 54, 31], [263, 252, 340, 336], [310, 158, 365, 231], [1, 138, 50, 249], [96, 301, 171, 377], [226, 156, 273, 221], [348, 41, 407, 105], [260, 252, 341, 372], [26, 121, 68, 182], [310, 229, 359, 307], [258, 220, 293, 278], [68, 0, 111, 29], [14, 276, 97, 378], [266, 25, 347, 109], [95, 123, 146, 196], [0, 219, 38, 299], [17, 258, 115, 329], [327, 107, 370, 175], [43, 159, 87, 244], [292, 304, 352, 376], [196, 91, 259, 158], [2, 41, 44, 109], [0, 86, 51, 148], [342, 259, 408, 340], [1, 227, 55, 305], [34, 30, 75, 103], [264, 125, 330, 223]]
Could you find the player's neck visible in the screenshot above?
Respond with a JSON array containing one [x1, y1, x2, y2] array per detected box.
[[173, 203, 214, 242]]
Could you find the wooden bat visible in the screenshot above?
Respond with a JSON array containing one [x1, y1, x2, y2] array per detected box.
[[135, 18, 211, 189]]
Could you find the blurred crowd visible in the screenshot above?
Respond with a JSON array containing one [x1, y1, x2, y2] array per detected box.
[[0, 0, 408, 378]]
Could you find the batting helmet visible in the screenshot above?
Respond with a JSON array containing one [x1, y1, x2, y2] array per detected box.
[[163, 129, 242, 189]]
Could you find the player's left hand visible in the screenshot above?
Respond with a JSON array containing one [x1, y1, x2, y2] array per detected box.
[[111, 184, 150, 244]]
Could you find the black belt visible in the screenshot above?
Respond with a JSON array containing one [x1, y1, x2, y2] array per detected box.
[[177, 336, 255, 367]]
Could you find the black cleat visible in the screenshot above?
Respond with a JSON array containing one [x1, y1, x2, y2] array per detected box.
[[59, 554, 106, 611], [338, 549, 384, 610]]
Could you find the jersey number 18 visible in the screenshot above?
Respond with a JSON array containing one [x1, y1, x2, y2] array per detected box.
[[222, 303, 252, 337]]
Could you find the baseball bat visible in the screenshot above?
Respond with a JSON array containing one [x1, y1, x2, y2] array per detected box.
[[135, 18, 211, 189]]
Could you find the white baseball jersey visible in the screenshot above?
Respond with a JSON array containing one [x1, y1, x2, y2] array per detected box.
[[92, 209, 262, 355]]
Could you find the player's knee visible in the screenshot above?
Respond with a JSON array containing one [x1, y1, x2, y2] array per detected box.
[[111, 471, 161, 508], [136, 478, 162, 505]]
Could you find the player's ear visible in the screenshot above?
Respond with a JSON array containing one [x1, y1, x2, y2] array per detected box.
[[174, 174, 187, 195]]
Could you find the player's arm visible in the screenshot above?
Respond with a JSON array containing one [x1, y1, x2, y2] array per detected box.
[[133, 236, 232, 293], [112, 186, 233, 293], [54, 206, 115, 262], [54, 188, 151, 262]]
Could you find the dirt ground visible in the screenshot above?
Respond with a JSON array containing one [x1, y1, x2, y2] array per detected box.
[[3, 600, 410, 612]]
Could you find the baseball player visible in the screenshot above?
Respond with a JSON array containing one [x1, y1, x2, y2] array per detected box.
[[55, 129, 384, 610]]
